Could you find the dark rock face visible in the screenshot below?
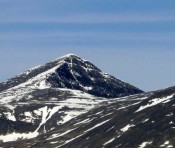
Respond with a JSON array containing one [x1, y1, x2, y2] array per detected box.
[[46, 55, 143, 98]]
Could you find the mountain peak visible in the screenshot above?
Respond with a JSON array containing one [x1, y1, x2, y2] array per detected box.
[[0, 54, 143, 98], [63, 53, 79, 58], [59, 54, 82, 60], [54, 54, 88, 66], [46, 54, 143, 98]]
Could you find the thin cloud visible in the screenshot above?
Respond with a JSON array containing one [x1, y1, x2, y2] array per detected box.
[[0, 31, 175, 42], [0, 13, 175, 24]]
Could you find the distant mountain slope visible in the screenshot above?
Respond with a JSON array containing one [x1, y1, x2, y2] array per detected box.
[[0, 54, 143, 98]]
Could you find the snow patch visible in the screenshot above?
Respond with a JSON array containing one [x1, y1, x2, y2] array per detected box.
[[0, 131, 39, 142], [84, 86, 93, 91], [36, 106, 62, 131], [106, 126, 115, 132], [120, 124, 135, 132], [50, 141, 58, 144], [84, 119, 110, 133], [103, 138, 115, 146], [160, 141, 171, 147], [166, 113, 173, 117], [74, 118, 91, 126], [0, 96, 15, 104], [136, 94, 174, 112], [47, 128, 76, 140], [4, 112, 16, 121], [139, 141, 153, 148], [142, 119, 149, 123]]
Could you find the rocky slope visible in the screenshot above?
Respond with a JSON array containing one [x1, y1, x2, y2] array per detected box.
[[1, 87, 175, 148]]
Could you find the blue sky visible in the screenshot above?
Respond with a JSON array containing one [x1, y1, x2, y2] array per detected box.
[[0, 0, 175, 91]]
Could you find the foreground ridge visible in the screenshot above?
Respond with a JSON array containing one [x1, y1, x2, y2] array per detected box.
[[1, 86, 175, 147]]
